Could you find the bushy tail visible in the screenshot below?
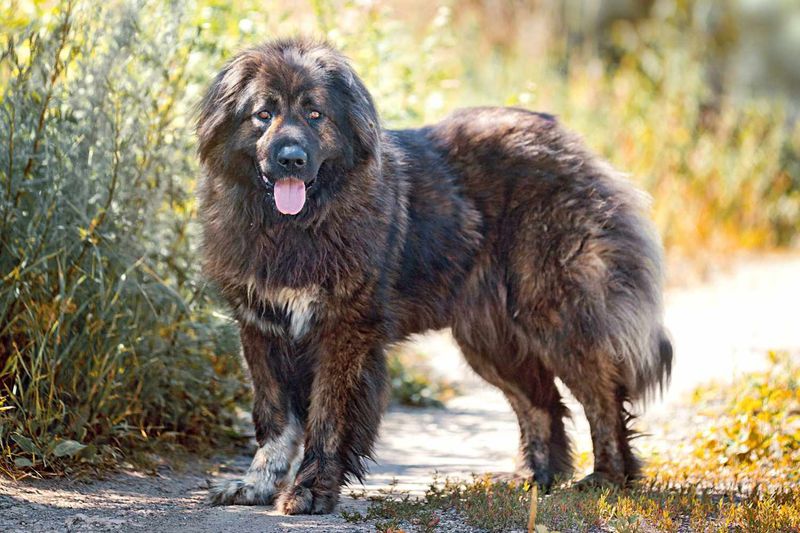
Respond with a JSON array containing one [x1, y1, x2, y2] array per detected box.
[[635, 327, 673, 402], [654, 328, 673, 393]]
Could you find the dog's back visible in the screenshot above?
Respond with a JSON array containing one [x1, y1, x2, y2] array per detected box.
[[389, 107, 672, 486]]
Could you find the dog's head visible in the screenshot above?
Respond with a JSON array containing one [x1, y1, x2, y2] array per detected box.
[[197, 39, 380, 224]]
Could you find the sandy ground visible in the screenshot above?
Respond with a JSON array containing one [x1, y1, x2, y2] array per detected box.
[[2, 254, 798, 532]]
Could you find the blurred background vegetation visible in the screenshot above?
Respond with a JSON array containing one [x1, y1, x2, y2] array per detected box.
[[1, 0, 798, 476]]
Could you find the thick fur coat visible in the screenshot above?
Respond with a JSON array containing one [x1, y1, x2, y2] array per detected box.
[[197, 38, 672, 515]]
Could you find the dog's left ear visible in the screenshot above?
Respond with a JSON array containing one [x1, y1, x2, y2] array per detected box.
[[342, 67, 381, 164], [323, 51, 381, 166]]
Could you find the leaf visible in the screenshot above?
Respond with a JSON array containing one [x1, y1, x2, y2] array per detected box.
[[53, 439, 87, 457], [14, 457, 33, 468], [12, 433, 37, 454], [77, 443, 98, 461]]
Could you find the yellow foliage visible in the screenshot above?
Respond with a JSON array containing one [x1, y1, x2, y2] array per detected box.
[[653, 351, 800, 490]]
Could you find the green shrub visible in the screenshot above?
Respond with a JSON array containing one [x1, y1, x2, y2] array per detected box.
[[0, 0, 247, 475], [520, 18, 800, 255], [388, 345, 456, 408]]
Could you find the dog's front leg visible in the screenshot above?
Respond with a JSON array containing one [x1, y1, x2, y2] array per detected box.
[[208, 324, 304, 506], [277, 319, 388, 515]]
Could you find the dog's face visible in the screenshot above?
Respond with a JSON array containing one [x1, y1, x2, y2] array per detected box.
[[197, 40, 380, 225]]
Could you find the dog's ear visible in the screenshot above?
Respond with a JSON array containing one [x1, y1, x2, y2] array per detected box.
[[341, 67, 380, 164], [196, 54, 257, 165], [321, 50, 381, 167]]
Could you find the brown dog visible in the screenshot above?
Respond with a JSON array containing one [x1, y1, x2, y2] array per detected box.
[[197, 38, 671, 514]]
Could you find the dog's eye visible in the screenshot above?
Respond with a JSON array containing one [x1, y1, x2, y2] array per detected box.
[[255, 110, 271, 122], [308, 110, 322, 120]]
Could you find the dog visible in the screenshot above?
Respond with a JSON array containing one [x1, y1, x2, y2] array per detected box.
[[196, 38, 672, 515]]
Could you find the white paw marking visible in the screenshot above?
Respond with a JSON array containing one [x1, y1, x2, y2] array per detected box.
[[208, 418, 303, 505]]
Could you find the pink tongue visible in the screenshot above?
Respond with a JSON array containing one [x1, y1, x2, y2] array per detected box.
[[274, 178, 306, 215]]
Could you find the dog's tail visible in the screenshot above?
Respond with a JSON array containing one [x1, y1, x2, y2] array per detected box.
[[653, 327, 673, 394], [629, 325, 672, 403]]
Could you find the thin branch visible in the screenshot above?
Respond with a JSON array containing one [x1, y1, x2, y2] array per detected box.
[[2, 104, 15, 233], [20, 0, 74, 182], [63, 95, 122, 288]]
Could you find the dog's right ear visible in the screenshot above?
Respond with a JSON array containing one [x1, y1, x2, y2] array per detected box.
[[196, 54, 257, 165]]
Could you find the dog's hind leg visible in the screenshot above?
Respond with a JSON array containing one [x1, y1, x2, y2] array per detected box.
[[553, 352, 639, 487], [452, 324, 573, 491], [502, 361, 573, 491]]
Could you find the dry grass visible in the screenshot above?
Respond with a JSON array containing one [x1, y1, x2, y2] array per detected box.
[[345, 476, 800, 532]]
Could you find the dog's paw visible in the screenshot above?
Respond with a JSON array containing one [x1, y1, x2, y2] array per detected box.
[[276, 485, 313, 514], [276, 485, 338, 515], [207, 478, 276, 506]]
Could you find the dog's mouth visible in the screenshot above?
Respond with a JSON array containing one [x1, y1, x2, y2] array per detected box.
[[254, 161, 317, 216]]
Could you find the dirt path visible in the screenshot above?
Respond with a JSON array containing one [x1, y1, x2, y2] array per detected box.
[[2, 255, 798, 532]]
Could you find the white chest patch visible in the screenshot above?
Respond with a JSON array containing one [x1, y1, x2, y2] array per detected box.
[[239, 281, 319, 340], [267, 286, 318, 339]]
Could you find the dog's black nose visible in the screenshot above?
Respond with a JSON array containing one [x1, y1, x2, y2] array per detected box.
[[276, 145, 308, 170]]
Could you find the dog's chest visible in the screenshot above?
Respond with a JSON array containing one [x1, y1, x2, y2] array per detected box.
[[234, 282, 320, 340]]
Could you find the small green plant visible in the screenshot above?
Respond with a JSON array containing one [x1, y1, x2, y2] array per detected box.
[[388, 350, 456, 408]]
